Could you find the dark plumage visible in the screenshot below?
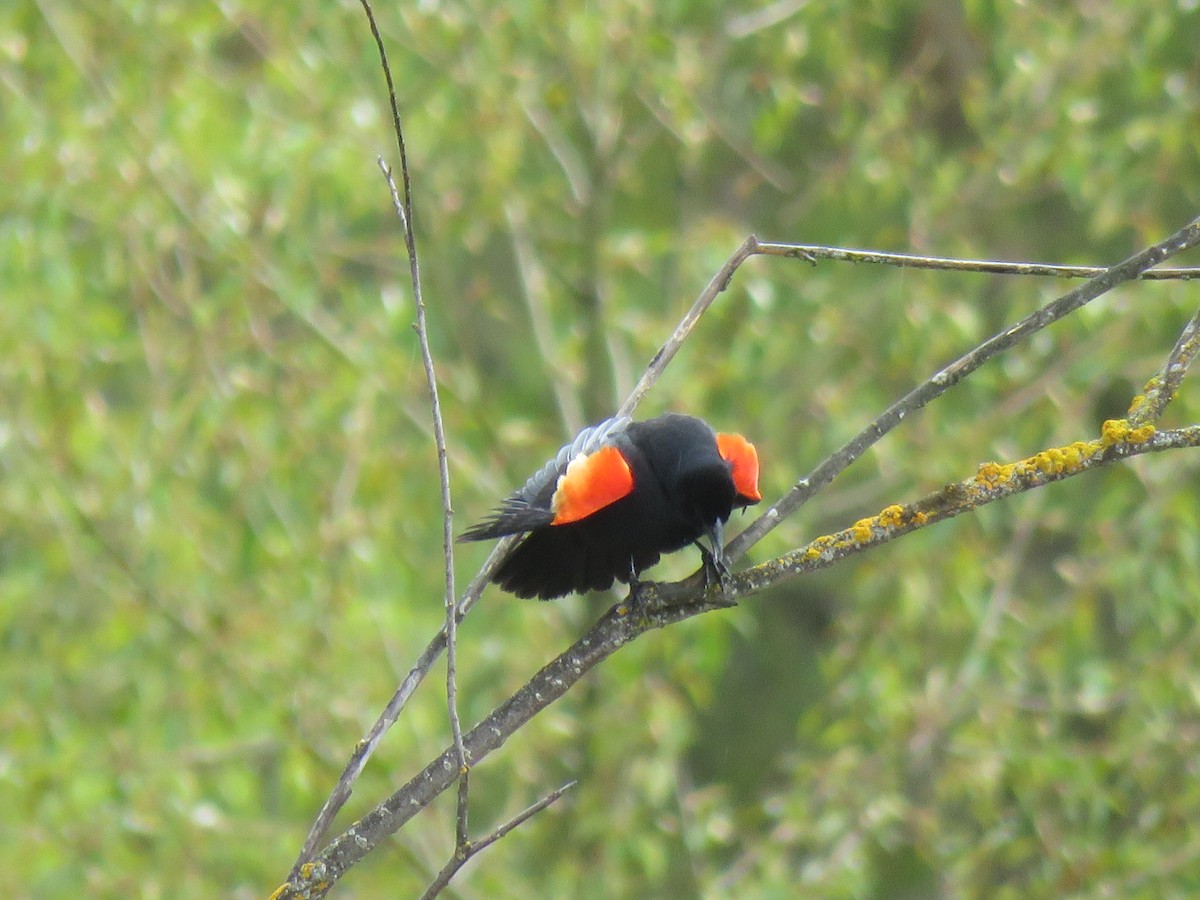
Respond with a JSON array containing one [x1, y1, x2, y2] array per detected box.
[[460, 413, 760, 600]]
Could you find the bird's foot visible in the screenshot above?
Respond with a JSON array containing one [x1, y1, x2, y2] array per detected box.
[[696, 543, 736, 607], [626, 568, 644, 603], [619, 561, 652, 618]]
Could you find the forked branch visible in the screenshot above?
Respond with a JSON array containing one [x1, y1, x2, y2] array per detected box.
[[277, 215, 1200, 897], [275, 408, 1200, 896]]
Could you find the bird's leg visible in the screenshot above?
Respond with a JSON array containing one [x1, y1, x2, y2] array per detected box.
[[698, 518, 734, 601], [693, 541, 731, 592], [625, 556, 646, 606]]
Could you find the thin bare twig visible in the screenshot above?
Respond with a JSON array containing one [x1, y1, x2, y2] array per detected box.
[[363, 0, 471, 861], [418, 781, 577, 900], [377, 155, 471, 846], [290, 0, 468, 876], [753, 240, 1200, 280], [616, 235, 766, 419]]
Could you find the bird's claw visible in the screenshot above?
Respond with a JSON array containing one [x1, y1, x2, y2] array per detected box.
[[696, 544, 735, 602], [621, 559, 649, 610]]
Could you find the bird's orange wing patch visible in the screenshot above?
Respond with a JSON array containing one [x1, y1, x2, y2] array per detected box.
[[550, 445, 634, 525], [717, 433, 761, 503]]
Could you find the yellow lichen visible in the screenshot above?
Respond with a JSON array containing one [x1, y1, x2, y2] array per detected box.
[[1101, 418, 1131, 447], [1098, 418, 1156, 448], [1065, 441, 1093, 464], [1128, 424, 1156, 444], [972, 437, 1106, 496], [805, 534, 845, 561], [975, 461, 1012, 487], [803, 535, 831, 561], [1032, 446, 1081, 475], [878, 504, 905, 528], [852, 518, 874, 542]]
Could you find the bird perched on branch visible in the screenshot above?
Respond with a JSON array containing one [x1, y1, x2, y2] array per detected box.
[[460, 413, 761, 600]]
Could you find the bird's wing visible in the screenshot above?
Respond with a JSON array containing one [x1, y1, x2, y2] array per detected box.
[[459, 416, 633, 541]]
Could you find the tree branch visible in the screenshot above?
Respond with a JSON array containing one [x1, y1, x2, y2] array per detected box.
[[286, 209, 1200, 889], [418, 780, 576, 900], [272, 412, 1200, 897], [279, 270, 1200, 894], [287, 8, 1200, 874], [1130, 305, 1200, 426], [726, 215, 1200, 561]]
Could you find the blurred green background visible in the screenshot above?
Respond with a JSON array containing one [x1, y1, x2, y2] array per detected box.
[[4, 1, 1200, 897]]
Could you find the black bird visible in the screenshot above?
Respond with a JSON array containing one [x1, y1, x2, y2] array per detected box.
[[460, 413, 761, 600]]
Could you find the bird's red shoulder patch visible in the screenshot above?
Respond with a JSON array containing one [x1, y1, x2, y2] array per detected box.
[[550, 445, 634, 525], [716, 432, 761, 503]]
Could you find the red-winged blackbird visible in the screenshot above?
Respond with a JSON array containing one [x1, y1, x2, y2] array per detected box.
[[460, 413, 761, 600]]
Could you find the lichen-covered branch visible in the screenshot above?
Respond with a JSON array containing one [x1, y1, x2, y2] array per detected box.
[[273, 414, 1200, 898], [728, 215, 1200, 561]]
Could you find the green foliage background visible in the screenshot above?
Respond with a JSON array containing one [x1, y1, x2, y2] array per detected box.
[[4, 1, 1200, 896]]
